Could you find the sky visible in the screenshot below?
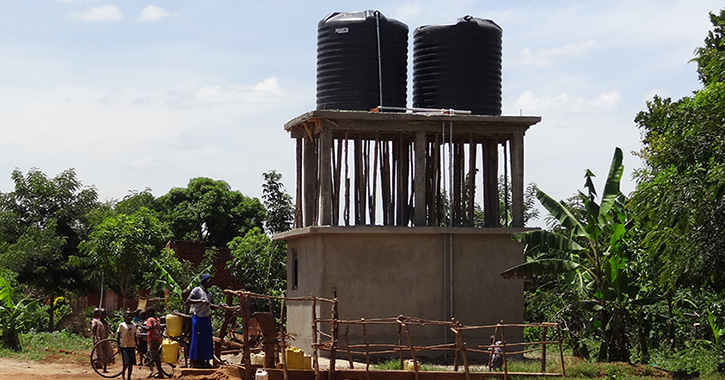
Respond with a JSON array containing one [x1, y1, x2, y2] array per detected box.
[[0, 0, 721, 226]]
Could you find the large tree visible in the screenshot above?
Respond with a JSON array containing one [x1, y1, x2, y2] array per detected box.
[[632, 9, 725, 292], [261, 170, 294, 235], [78, 207, 168, 308], [155, 177, 265, 247], [0, 168, 98, 330]]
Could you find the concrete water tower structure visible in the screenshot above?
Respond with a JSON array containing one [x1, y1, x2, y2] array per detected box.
[[275, 12, 541, 356]]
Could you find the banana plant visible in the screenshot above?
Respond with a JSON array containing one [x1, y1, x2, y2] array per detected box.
[[501, 147, 643, 361], [0, 275, 38, 350]]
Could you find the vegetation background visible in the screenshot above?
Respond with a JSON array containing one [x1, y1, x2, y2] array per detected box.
[[2, 7, 725, 380]]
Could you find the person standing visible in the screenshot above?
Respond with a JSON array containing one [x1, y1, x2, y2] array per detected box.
[[186, 274, 218, 368], [91, 308, 112, 373], [145, 307, 166, 378], [116, 310, 137, 380]]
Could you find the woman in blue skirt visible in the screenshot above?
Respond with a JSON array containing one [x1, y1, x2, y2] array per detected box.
[[186, 274, 218, 368]]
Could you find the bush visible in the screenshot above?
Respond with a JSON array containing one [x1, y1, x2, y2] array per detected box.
[[649, 340, 721, 376], [0, 331, 92, 362]]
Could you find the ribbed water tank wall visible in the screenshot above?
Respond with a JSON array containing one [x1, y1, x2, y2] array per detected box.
[[317, 10, 408, 111], [413, 16, 502, 115]]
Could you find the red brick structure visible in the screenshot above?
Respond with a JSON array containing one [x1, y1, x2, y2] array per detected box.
[[165, 240, 244, 291]]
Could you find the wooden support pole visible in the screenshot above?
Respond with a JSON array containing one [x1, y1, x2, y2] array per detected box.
[[483, 139, 500, 227], [241, 293, 252, 380], [354, 137, 364, 225], [381, 141, 392, 225], [397, 323, 404, 370], [432, 134, 441, 226], [328, 298, 338, 380], [468, 137, 477, 227], [320, 125, 333, 226], [559, 326, 567, 377], [501, 323, 508, 380], [303, 136, 317, 227], [453, 142, 463, 226], [362, 319, 371, 380], [296, 138, 303, 228], [455, 328, 472, 380], [413, 131, 428, 226], [401, 136, 415, 226], [346, 324, 354, 369], [333, 137, 343, 225], [404, 324, 420, 380], [344, 135, 350, 226], [311, 296, 320, 380], [511, 131, 525, 227], [541, 326, 548, 373], [215, 293, 235, 365], [371, 134, 379, 224], [280, 294, 288, 380], [394, 136, 403, 225]]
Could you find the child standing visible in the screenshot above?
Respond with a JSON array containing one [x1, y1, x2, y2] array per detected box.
[[116, 310, 137, 380], [145, 307, 166, 378], [91, 308, 112, 373]]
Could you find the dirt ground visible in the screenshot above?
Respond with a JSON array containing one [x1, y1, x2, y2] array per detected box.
[[0, 357, 101, 380], [0, 355, 357, 380]]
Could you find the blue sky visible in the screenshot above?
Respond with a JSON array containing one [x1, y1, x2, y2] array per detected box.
[[0, 1, 721, 226]]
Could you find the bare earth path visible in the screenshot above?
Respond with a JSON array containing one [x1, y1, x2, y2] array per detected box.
[[0, 357, 100, 380]]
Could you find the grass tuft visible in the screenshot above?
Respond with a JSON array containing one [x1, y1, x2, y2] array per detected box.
[[0, 331, 92, 364]]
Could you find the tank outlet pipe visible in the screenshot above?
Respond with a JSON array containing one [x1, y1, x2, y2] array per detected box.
[[371, 106, 472, 115]]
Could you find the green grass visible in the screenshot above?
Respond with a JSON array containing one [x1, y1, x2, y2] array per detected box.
[[0, 331, 93, 364], [372, 356, 684, 380]]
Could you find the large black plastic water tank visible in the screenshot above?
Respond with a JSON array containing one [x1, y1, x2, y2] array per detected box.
[[317, 10, 408, 111], [413, 16, 502, 115]]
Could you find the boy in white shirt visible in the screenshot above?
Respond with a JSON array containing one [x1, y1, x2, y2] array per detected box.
[[116, 310, 137, 380]]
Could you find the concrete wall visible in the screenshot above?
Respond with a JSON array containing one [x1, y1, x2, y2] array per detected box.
[[278, 226, 530, 357]]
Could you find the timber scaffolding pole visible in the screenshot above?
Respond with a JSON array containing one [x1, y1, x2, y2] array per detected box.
[[220, 290, 565, 380], [285, 110, 541, 229]]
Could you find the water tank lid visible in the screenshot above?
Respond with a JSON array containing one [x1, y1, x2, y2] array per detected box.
[[415, 15, 501, 33], [318, 10, 408, 31]]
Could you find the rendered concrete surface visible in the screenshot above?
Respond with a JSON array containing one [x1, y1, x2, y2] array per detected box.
[[277, 226, 531, 356]]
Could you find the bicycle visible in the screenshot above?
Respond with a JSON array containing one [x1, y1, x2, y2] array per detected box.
[[90, 335, 183, 378]]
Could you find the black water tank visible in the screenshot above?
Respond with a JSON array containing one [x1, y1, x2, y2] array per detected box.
[[413, 16, 502, 115], [317, 10, 408, 111]]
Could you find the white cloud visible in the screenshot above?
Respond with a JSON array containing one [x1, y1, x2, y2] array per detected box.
[[66, 4, 123, 22], [511, 39, 597, 69], [166, 77, 285, 108], [515, 90, 622, 114], [139, 5, 174, 22], [128, 157, 172, 169]]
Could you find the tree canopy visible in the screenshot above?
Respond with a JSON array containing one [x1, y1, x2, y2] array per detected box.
[[0, 169, 98, 295], [155, 177, 265, 247], [78, 207, 169, 307], [0, 168, 98, 330], [632, 9, 725, 292]]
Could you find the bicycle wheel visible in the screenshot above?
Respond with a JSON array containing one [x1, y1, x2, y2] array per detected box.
[[90, 338, 123, 378]]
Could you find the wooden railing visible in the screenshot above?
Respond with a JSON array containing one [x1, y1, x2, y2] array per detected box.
[[222, 290, 565, 380]]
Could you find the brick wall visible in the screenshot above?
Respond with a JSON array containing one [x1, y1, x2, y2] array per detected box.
[[166, 239, 244, 291]]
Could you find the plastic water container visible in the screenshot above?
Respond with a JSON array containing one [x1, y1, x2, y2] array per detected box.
[[161, 338, 179, 363], [285, 347, 304, 369], [251, 352, 266, 366], [405, 359, 418, 371], [303, 354, 312, 369], [255, 368, 268, 380], [165, 314, 182, 337]]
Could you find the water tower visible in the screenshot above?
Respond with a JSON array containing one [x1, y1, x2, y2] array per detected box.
[[276, 12, 540, 356]]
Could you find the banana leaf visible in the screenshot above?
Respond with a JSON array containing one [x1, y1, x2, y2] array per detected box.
[[536, 189, 587, 237], [513, 230, 585, 253], [500, 258, 580, 279]]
